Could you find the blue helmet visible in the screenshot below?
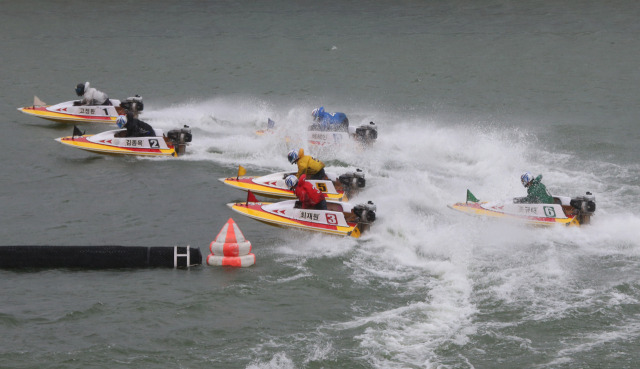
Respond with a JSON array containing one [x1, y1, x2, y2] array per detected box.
[[287, 149, 298, 164], [285, 175, 298, 190], [521, 172, 534, 187], [116, 115, 127, 129]]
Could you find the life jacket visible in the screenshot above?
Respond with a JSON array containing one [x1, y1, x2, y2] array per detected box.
[[294, 174, 324, 208], [296, 148, 325, 178], [525, 175, 554, 204]]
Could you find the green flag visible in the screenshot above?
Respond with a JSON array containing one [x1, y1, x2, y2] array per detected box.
[[466, 190, 479, 203]]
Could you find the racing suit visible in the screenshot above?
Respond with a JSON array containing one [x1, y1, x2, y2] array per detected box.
[[521, 175, 554, 204], [293, 174, 327, 210], [80, 82, 110, 105], [295, 148, 326, 179], [312, 107, 349, 131]]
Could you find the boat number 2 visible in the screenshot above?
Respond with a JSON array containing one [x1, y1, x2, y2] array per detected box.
[[149, 139, 159, 148], [316, 183, 327, 192], [326, 213, 338, 225], [543, 206, 556, 217]]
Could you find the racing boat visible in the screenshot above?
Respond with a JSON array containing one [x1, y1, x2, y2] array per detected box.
[[220, 167, 366, 201], [228, 191, 377, 238], [448, 190, 597, 226], [18, 95, 143, 124], [307, 121, 378, 147], [55, 125, 192, 157], [257, 119, 378, 147]]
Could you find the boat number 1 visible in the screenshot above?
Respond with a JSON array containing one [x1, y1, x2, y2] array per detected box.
[[326, 213, 338, 225], [543, 206, 556, 217]]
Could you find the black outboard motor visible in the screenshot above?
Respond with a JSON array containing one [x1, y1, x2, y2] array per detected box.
[[353, 201, 377, 232], [355, 122, 378, 145], [120, 95, 144, 118], [569, 192, 596, 225], [166, 125, 192, 156], [338, 169, 366, 197]]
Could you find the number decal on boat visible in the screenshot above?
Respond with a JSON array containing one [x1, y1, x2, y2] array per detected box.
[[79, 107, 96, 115], [149, 139, 159, 148], [326, 213, 338, 225], [543, 206, 556, 217], [316, 183, 327, 192]]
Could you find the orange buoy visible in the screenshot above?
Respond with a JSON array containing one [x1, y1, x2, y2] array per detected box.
[[206, 253, 255, 267], [207, 218, 254, 267]]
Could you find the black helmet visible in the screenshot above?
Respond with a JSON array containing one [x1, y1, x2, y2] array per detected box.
[[75, 83, 85, 96]]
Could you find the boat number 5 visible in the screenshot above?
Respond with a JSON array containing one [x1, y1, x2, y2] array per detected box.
[[543, 206, 556, 217], [326, 213, 338, 225], [316, 183, 327, 192]]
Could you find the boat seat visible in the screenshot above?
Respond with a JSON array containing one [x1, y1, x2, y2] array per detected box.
[[326, 202, 344, 212]]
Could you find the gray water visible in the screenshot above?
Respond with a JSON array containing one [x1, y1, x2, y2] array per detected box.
[[2, 1, 640, 368]]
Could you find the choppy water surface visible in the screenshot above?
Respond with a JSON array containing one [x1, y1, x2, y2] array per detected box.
[[1, 1, 639, 368]]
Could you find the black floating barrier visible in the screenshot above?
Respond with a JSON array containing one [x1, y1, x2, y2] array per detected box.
[[0, 246, 202, 269]]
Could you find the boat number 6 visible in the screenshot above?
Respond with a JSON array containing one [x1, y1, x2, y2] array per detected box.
[[326, 213, 338, 225], [543, 206, 556, 217]]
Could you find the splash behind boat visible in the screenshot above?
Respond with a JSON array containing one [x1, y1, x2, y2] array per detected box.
[[220, 167, 366, 201], [55, 125, 192, 157], [228, 192, 377, 238], [448, 190, 596, 226], [18, 95, 143, 124]]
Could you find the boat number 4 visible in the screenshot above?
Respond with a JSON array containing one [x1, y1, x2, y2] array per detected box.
[[543, 206, 556, 217]]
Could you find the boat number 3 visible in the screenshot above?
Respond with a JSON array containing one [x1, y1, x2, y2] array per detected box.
[[326, 213, 338, 225], [316, 183, 327, 192], [543, 206, 556, 217]]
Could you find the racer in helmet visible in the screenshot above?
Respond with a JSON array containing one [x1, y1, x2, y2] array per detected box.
[[115, 111, 156, 137], [310, 106, 349, 131], [285, 174, 298, 190], [286, 174, 327, 210], [288, 148, 326, 180], [75, 81, 110, 106], [516, 172, 554, 204]]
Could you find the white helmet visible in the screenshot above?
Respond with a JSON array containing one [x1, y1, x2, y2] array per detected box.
[[521, 172, 534, 187], [116, 115, 127, 128], [311, 106, 324, 119], [287, 149, 299, 164], [285, 175, 298, 190]]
